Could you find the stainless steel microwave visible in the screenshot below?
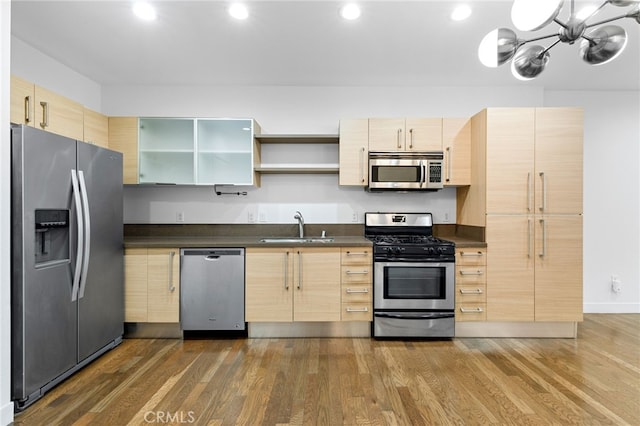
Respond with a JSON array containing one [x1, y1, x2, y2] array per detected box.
[[368, 151, 444, 191]]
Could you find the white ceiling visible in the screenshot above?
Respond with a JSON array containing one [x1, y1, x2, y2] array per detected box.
[[10, 0, 640, 90]]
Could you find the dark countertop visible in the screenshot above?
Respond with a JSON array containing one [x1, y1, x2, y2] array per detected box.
[[123, 223, 486, 249], [124, 235, 372, 248]]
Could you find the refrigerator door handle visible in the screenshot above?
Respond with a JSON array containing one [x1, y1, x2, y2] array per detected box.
[[71, 169, 84, 302], [78, 170, 91, 299]]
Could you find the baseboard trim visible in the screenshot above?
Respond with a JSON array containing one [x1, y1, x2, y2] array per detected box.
[[583, 303, 640, 313], [0, 401, 14, 425], [248, 322, 371, 338], [124, 322, 182, 338], [455, 321, 578, 338]]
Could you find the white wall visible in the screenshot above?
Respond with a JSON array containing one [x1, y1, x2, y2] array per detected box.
[[11, 36, 102, 111], [1, 3, 14, 425], [546, 90, 640, 313]]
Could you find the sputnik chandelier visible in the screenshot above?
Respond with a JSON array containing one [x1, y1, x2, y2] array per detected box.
[[478, 0, 640, 80]]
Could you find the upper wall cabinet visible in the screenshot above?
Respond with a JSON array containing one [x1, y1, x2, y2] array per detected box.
[[109, 117, 259, 186], [339, 119, 369, 186], [442, 117, 471, 187], [10, 75, 84, 141], [83, 107, 109, 148], [369, 118, 442, 152], [109, 117, 140, 185]]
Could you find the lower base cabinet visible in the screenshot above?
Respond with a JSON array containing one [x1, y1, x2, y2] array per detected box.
[[245, 246, 373, 323], [455, 247, 487, 322], [245, 247, 341, 322], [340, 247, 372, 321], [124, 248, 180, 323]]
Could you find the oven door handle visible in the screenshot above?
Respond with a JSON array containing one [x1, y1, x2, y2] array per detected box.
[[374, 312, 455, 320]]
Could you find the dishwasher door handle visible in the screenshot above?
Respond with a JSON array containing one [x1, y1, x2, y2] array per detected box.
[[205, 255, 221, 261]]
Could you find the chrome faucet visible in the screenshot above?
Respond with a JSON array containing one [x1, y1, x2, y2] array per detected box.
[[294, 211, 305, 238]]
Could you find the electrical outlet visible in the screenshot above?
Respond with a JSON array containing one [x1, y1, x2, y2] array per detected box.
[[248, 212, 256, 223], [176, 212, 185, 222], [259, 212, 266, 222], [611, 275, 622, 293], [444, 213, 450, 223], [352, 212, 358, 223]]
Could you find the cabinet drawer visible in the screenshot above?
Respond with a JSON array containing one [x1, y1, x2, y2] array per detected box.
[[341, 303, 372, 321], [456, 266, 486, 285], [342, 286, 372, 303], [456, 303, 486, 321], [341, 248, 372, 266], [456, 249, 486, 266], [341, 266, 371, 284], [456, 285, 486, 303]]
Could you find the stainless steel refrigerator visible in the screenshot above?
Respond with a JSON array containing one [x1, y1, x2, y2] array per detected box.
[[10, 124, 124, 411]]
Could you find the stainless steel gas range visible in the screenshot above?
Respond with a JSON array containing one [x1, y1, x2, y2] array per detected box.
[[365, 212, 455, 338]]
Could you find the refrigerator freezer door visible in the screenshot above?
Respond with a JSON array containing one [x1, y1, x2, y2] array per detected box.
[[11, 125, 78, 400], [76, 142, 124, 362]]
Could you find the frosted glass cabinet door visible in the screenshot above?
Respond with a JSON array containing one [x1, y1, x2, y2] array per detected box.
[[138, 118, 195, 184], [197, 119, 254, 185]]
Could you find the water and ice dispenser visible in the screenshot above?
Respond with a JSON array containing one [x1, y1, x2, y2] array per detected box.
[[35, 209, 69, 266]]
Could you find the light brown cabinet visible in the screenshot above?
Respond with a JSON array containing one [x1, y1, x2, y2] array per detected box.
[[340, 247, 372, 321], [108, 117, 139, 184], [245, 247, 341, 322], [10, 75, 84, 140], [442, 117, 471, 186], [339, 119, 369, 186], [369, 118, 442, 152], [124, 248, 180, 323], [83, 107, 109, 148], [459, 107, 583, 323], [455, 247, 487, 322]]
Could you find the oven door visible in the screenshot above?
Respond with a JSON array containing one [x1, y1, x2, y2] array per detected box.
[[374, 261, 454, 310]]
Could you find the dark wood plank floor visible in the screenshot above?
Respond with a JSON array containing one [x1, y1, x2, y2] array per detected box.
[[13, 314, 640, 425]]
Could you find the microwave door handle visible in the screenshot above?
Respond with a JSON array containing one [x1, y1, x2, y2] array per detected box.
[[419, 160, 425, 188]]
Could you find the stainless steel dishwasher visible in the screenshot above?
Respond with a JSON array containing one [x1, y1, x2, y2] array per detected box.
[[180, 248, 245, 331]]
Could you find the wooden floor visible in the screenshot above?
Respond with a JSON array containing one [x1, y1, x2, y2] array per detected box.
[[13, 314, 640, 426]]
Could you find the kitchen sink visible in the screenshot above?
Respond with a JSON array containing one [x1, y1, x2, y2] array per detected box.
[[259, 237, 335, 244]]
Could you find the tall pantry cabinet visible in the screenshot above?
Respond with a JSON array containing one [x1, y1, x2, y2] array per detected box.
[[458, 108, 583, 322]]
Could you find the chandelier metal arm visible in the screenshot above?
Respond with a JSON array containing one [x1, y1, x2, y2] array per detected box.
[[538, 38, 563, 57], [553, 17, 569, 29], [519, 33, 561, 45]]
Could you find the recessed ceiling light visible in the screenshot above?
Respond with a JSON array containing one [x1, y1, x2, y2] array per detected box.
[[451, 4, 472, 21], [340, 4, 361, 21], [228, 3, 249, 20], [132, 2, 156, 21]]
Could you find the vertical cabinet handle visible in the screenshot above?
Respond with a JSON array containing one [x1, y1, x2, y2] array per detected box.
[[445, 146, 451, 182], [168, 251, 176, 292], [297, 250, 302, 289], [528, 218, 533, 258], [359, 147, 365, 183], [39, 101, 49, 129], [24, 96, 31, 123], [397, 128, 402, 149], [539, 219, 547, 258], [408, 128, 414, 149], [284, 251, 290, 290], [539, 172, 546, 212], [527, 172, 532, 212]]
